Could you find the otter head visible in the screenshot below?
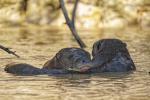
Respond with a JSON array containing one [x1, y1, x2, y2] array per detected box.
[[90, 39, 136, 72], [54, 48, 91, 72], [92, 39, 127, 57]]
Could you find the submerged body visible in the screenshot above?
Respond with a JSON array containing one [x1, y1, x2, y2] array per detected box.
[[87, 39, 136, 72], [4, 48, 91, 75]]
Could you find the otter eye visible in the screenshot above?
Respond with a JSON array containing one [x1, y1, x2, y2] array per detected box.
[[81, 60, 86, 63], [75, 58, 86, 64]]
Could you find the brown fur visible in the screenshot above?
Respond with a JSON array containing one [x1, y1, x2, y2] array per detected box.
[[4, 48, 91, 75], [91, 39, 136, 69], [43, 57, 63, 70]]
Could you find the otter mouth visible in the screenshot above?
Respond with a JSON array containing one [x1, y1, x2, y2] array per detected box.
[[79, 66, 91, 72], [67, 65, 91, 73]]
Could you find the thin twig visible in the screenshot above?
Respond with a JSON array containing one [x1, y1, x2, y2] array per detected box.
[[59, 0, 86, 48], [0, 45, 20, 58], [72, 0, 79, 27]]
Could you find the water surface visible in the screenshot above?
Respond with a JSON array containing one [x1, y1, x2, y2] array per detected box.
[[0, 26, 150, 100]]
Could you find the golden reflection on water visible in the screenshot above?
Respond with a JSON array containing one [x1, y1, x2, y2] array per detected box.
[[0, 27, 150, 100]]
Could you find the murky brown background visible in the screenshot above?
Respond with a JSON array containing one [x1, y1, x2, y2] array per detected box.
[[0, 26, 150, 100]]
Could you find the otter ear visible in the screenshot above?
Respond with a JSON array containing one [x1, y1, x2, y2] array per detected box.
[[92, 40, 102, 56], [92, 43, 96, 57]]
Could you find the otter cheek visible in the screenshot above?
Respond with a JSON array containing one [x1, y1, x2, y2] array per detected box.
[[80, 66, 90, 72]]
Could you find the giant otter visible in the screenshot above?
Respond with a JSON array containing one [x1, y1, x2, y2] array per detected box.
[[86, 39, 136, 72], [4, 39, 136, 75], [4, 48, 91, 75]]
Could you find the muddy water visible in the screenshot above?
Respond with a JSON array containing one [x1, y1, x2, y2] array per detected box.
[[0, 26, 150, 100]]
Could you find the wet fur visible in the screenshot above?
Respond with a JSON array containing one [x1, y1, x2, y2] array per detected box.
[[4, 48, 91, 75], [4, 39, 136, 75], [90, 39, 136, 72]]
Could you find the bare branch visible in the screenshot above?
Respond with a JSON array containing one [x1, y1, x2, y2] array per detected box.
[[0, 45, 20, 58], [59, 0, 70, 23], [59, 0, 86, 48], [72, 0, 79, 27]]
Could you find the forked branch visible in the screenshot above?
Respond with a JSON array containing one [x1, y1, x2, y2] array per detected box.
[[72, 0, 79, 27], [59, 0, 86, 48], [0, 45, 20, 58]]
